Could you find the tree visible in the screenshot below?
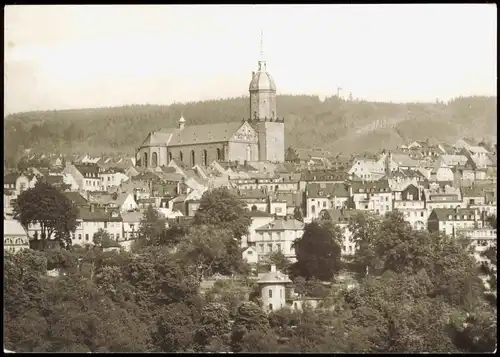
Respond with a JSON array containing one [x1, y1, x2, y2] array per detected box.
[[93, 228, 120, 249], [293, 207, 303, 222], [231, 302, 270, 352], [290, 222, 342, 281], [13, 181, 79, 249], [268, 251, 291, 272], [194, 302, 231, 351], [176, 225, 230, 282], [152, 303, 196, 352], [485, 214, 497, 229], [193, 187, 251, 239], [135, 205, 168, 248], [348, 211, 383, 277]]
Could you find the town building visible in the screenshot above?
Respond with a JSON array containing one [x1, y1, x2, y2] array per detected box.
[[251, 217, 305, 262], [257, 265, 291, 313], [4, 219, 30, 254]]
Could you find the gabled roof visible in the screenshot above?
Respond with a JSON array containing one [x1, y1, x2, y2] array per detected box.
[[78, 207, 122, 222], [4, 219, 28, 236], [255, 218, 304, 231], [348, 180, 391, 193], [121, 211, 143, 223], [306, 182, 349, 198], [63, 192, 89, 206], [430, 208, 478, 221]]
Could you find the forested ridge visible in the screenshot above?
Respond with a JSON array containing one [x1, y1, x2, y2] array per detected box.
[[4, 95, 496, 160]]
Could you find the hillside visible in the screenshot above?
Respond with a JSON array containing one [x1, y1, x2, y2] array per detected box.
[[4, 95, 497, 164]]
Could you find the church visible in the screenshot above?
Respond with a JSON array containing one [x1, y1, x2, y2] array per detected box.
[[135, 51, 285, 168]]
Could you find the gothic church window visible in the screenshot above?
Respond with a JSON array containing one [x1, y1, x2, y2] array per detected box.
[[168, 152, 172, 163], [143, 152, 148, 168], [191, 150, 196, 167], [217, 148, 222, 161], [203, 149, 208, 166], [179, 152, 184, 162], [152, 152, 158, 168]]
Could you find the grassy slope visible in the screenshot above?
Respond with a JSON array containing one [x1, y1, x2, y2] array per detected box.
[[3, 95, 497, 157]]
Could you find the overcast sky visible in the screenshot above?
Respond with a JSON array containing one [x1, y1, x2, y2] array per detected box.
[[4, 4, 497, 115]]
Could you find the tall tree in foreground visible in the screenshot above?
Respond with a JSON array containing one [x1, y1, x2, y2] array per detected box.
[[290, 222, 342, 281], [193, 187, 251, 239], [134, 205, 168, 249], [13, 181, 79, 249]]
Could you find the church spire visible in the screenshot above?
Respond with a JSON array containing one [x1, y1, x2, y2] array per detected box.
[[258, 30, 266, 72]]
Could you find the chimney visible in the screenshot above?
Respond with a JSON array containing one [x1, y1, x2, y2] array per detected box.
[[270, 264, 276, 273]]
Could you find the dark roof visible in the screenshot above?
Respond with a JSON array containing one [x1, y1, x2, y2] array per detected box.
[[275, 191, 303, 207], [75, 164, 100, 176], [234, 189, 268, 200], [44, 175, 65, 185], [348, 180, 391, 193], [78, 207, 122, 222], [4, 173, 20, 185], [63, 192, 89, 206], [306, 182, 349, 198], [319, 208, 364, 223], [301, 170, 348, 182], [430, 208, 478, 221]]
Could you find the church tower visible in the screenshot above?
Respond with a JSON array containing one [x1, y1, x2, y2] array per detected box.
[[249, 31, 285, 162]]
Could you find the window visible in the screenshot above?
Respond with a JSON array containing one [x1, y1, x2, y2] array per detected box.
[[179, 151, 184, 162], [322, 201, 327, 208], [420, 212, 424, 217], [78, 234, 82, 240], [85, 234, 89, 241], [311, 206, 315, 214], [143, 152, 148, 167], [275, 207, 282, 213], [217, 148, 222, 161], [116, 234, 120, 241], [269, 303, 273, 311], [247, 250, 253, 255], [152, 152, 158, 167], [191, 150, 196, 166], [268, 244, 272, 252], [280, 288, 283, 298], [269, 289, 273, 298], [259, 244, 264, 253]]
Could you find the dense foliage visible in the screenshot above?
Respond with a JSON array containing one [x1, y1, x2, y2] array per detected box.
[[13, 182, 79, 249], [4, 95, 496, 164], [4, 193, 496, 352]]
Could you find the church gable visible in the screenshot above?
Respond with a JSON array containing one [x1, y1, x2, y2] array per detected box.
[[230, 122, 258, 143], [140, 131, 172, 147]]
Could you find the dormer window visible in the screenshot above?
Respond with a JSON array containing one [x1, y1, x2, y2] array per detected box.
[[448, 215, 452, 220]]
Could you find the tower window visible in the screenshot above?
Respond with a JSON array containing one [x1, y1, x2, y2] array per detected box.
[[254, 111, 257, 119], [179, 151, 183, 162], [269, 289, 272, 298]]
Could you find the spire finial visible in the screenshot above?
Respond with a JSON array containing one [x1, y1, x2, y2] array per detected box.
[[260, 30, 264, 59]]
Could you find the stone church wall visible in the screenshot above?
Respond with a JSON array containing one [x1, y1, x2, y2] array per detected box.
[[168, 143, 227, 167], [228, 141, 259, 164]]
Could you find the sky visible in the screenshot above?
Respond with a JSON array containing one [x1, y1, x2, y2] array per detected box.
[[4, 4, 497, 115]]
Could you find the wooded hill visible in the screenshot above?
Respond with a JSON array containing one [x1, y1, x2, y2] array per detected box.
[[4, 95, 496, 161]]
